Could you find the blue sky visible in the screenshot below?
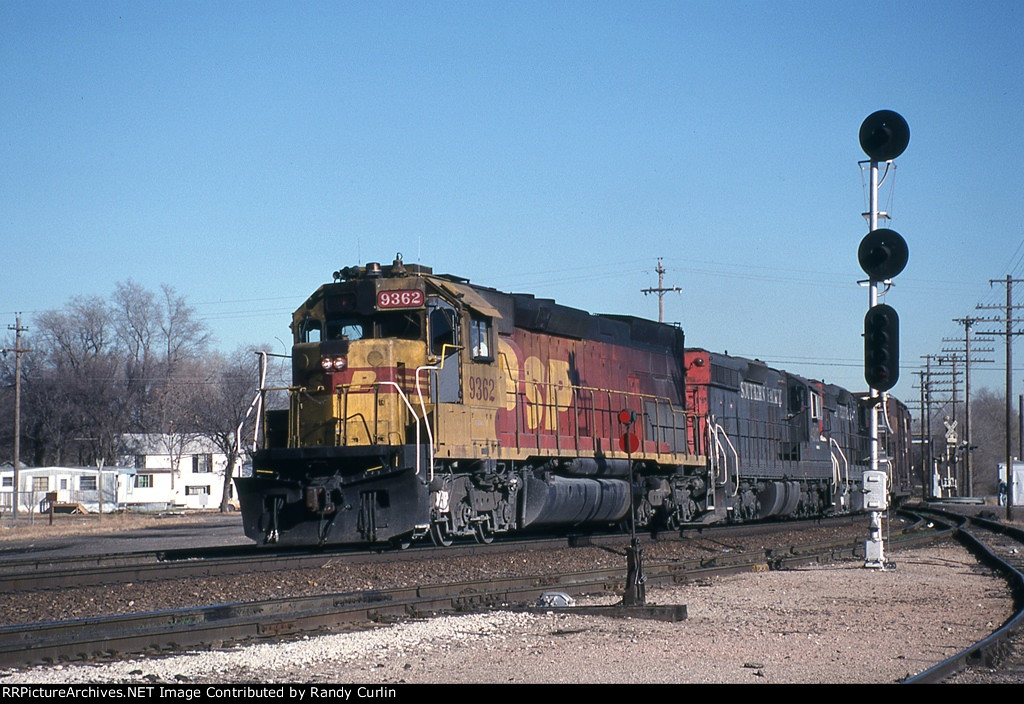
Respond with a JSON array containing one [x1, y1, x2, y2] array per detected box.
[[2, 0, 1022, 399]]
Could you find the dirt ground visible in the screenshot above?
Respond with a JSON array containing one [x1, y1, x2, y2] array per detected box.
[[0, 510, 226, 541]]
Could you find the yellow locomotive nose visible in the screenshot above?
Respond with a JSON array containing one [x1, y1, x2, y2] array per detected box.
[[290, 338, 422, 449]]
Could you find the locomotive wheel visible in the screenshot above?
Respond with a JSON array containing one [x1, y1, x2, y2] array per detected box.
[[473, 522, 494, 545], [430, 521, 453, 547]]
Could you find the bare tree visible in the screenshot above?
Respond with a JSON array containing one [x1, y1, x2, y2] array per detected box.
[[968, 388, 1020, 497], [2, 283, 216, 468], [159, 285, 210, 376], [112, 280, 159, 428], [195, 348, 267, 511], [28, 296, 129, 465]]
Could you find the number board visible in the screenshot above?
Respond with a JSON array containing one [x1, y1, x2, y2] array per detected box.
[[377, 289, 425, 310]]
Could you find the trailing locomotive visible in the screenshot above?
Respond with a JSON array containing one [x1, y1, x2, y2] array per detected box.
[[235, 256, 911, 547]]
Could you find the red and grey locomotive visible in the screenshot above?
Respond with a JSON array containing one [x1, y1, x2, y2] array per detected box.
[[235, 256, 911, 546]]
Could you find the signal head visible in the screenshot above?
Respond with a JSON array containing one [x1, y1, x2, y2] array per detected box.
[[858, 228, 908, 281], [859, 110, 910, 161], [864, 304, 900, 391]]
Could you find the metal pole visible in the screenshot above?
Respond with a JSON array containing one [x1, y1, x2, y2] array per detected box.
[[869, 161, 880, 476], [918, 370, 927, 500], [97, 458, 105, 517], [951, 356, 959, 494], [926, 355, 933, 495], [865, 160, 886, 569], [965, 321, 974, 496], [1007, 276, 1014, 521], [1011, 392, 1019, 503], [620, 411, 645, 606], [10, 315, 25, 522]]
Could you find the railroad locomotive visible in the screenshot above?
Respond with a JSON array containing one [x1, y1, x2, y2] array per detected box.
[[235, 256, 911, 547]]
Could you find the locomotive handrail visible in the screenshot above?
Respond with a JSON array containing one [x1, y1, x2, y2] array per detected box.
[[250, 351, 270, 453], [374, 381, 425, 474], [878, 455, 893, 489], [415, 343, 461, 482], [330, 379, 431, 476], [504, 374, 688, 460], [707, 419, 724, 487], [251, 383, 320, 449], [708, 416, 740, 495], [876, 393, 898, 489], [828, 437, 850, 496], [880, 391, 895, 433]]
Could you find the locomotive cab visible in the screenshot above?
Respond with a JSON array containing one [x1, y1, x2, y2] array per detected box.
[[237, 257, 511, 546]]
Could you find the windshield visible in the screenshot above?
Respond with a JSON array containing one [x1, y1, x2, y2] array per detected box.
[[326, 318, 365, 340], [300, 312, 423, 343]]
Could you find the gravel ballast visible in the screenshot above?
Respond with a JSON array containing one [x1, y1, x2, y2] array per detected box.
[[2, 542, 1014, 684]]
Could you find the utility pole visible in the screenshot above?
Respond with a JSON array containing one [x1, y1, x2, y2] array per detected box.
[[977, 275, 1024, 520], [4, 315, 28, 521], [948, 316, 994, 497], [916, 368, 928, 500], [921, 353, 956, 497], [641, 258, 681, 323]]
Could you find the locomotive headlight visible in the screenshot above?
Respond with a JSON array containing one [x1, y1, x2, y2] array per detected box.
[[320, 355, 348, 372]]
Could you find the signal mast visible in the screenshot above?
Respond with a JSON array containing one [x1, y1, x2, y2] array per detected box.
[[857, 110, 910, 570]]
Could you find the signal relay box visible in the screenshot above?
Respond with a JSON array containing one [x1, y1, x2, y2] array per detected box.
[[863, 470, 889, 511]]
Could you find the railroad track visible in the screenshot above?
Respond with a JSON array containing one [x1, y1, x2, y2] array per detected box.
[[902, 506, 1024, 684], [0, 517, 943, 670], [0, 515, 873, 593]]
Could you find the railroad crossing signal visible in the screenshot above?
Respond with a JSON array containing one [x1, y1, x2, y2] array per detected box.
[[864, 304, 900, 392], [944, 418, 959, 445]]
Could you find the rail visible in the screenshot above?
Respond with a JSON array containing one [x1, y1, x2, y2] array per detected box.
[[902, 507, 1024, 683]]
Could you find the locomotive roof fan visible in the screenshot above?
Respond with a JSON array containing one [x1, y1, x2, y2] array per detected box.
[[858, 110, 910, 162]]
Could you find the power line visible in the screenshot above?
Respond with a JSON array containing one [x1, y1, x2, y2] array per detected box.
[[976, 275, 1024, 519]]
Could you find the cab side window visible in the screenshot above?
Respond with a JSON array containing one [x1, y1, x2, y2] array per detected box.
[[428, 299, 459, 356], [300, 317, 323, 343], [810, 392, 822, 424], [470, 316, 492, 361]]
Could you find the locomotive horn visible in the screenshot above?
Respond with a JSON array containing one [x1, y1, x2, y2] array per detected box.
[[859, 110, 910, 161]]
